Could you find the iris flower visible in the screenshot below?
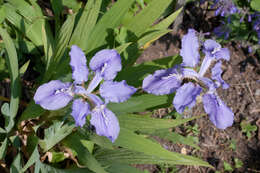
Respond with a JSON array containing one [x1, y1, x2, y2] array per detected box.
[[142, 29, 234, 129], [34, 45, 136, 142]]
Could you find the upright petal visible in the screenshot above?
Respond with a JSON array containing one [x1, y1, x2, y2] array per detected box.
[[90, 106, 120, 142], [214, 48, 230, 61], [180, 29, 200, 67], [71, 99, 90, 127], [211, 62, 229, 89], [69, 45, 88, 84], [203, 93, 234, 129], [100, 80, 136, 103], [142, 67, 182, 95], [173, 82, 202, 113], [203, 39, 220, 54], [34, 80, 73, 110], [89, 49, 122, 80]]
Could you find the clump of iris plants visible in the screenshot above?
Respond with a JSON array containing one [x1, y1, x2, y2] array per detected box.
[[34, 46, 136, 142], [142, 29, 234, 129]]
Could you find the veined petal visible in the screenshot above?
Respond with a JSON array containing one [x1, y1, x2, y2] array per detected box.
[[69, 45, 88, 84], [173, 82, 202, 113], [142, 67, 182, 95], [211, 62, 229, 89], [203, 93, 234, 129], [89, 49, 122, 81], [90, 106, 120, 142], [71, 99, 90, 127], [203, 39, 220, 52], [180, 29, 200, 67], [86, 72, 103, 94], [183, 68, 199, 78], [100, 80, 137, 103], [34, 80, 73, 110], [199, 56, 214, 77], [199, 77, 217, 91]]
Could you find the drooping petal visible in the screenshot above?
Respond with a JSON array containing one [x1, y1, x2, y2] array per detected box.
[[69, 45, 88, 84], [34, 80, 73, 110], [203, 93, 234, 129], [100, 80, 137, 103], [142, 67, 182, 95], [211, 62, 229, 89], [199, 77, 218, 91], [71, 99, 90, 127], [89, 49, 122, 81], [180, 29, 200, 67], [214, 48, 230, 61], [173, 82, 202, 113], [90, 106, 120, 142], [203, 39, 220, 53]]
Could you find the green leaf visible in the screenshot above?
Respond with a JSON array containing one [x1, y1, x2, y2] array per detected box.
[[223, 161, 233, 171], [114, 128, 211, 167], [0, 27, 20, 132], [62, 0, 82, 12], [251, 0, 260, 12], [0, 138, 8, 159], [19, 60, 30, 76], [0, 5, 6, 24], [152, 129, 200, 150], [151, 7, 183, 30], [124, 0, 172, 37], [107, 163, 146, 173], [234, 158, 243, 169], [49, 151, 68, 163], [21, 145, 40, 172], [19, 101, 44, 123], [44, 13, 76, 82], [70, 0, 102, 48], [85, 0, 136, 53], [118, 114, 203, 134], [38, 161, 93, 173], [64, 133, 107, 173], [42, 23, 54, 72], [108, 94, 171, 116], [10, 152, 22, 173], [39, 121, 75, 152]]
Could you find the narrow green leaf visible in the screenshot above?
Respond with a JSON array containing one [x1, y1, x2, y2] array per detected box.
[[10, 152, 22, 173], [151, 7, 183, 30], [19, 101, 44, 123], [38, 161, 93, 173], [0, 5, 6, 24], [0, 27, 20, 132], [152, 129, 200, 150], [107, 163, 145, 173], [0, 138, 8, 159], [107, 94, 171, 116], [70, 0, 102, 48], [114, 128, 211, 167], [85, 0, 136, 53], [21, 145, 40, 172], [42, 23, 54, 72], [118, 114, 203, 133], [19, 60, 30, 76], [137, 29, 172, 49], [39, 121, 75, 152], [64, 133, 107, 173], [124, 0, 172, 37]]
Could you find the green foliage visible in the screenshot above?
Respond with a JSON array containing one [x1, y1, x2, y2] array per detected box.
[[240, 120, 257, 139], [251, 0, 260, 12], [234, 158, 243, 169], [223, 161, 233, 172]]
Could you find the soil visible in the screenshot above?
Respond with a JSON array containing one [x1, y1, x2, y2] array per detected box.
[[137, 1, 260, 173]]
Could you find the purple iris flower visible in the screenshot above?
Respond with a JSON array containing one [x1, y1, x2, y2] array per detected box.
[[142, 29, 234, 129], [203, 93, 234, 129], [34, 45, 136, 142], [180, 29, 200, 67]]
